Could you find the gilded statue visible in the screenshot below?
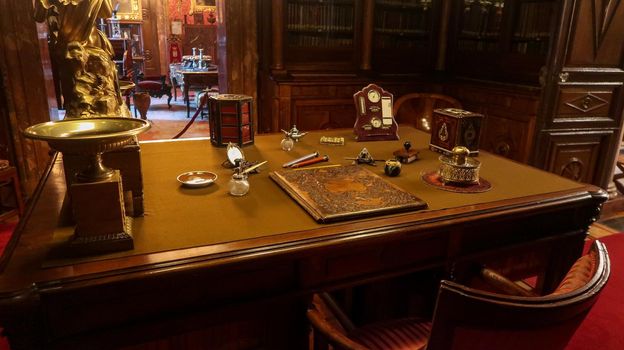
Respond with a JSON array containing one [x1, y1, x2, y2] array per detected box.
[[34, 0, 130, 118]]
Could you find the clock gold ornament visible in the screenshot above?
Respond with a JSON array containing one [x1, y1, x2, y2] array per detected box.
[[353, 84, 399, 141]]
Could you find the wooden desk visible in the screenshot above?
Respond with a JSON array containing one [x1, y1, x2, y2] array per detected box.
[[0, 128, 606, 349], [180, 70, 219, 118]]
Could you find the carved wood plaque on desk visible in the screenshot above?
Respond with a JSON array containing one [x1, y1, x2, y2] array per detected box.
[[270, 165, 427, 223]]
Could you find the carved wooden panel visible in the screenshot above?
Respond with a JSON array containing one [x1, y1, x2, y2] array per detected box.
[[480, 113, 535, 163], [265, 79, 425, 132], [444, 83, 539, 163], [293, 100, 356, 131], [141, 0, 161, 76], [0, 0, 54, 195], [541, 130, 615, 184], [566, 0, 624, 66], [552, 83, 621, 128]]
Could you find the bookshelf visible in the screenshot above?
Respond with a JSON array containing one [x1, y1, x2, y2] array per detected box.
[[259, 0, 624, 192], [373, 0, 433, 49], [372, 0, 438, 72], [107, 20, 144, 76], [510, 0, 556, 55], [285, 0, 355, 47], [282, 0, 360, 68], [449, 0, 558, 84]]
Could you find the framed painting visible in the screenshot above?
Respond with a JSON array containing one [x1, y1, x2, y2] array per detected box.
[[116, 0, 142, 21], [191, 0, 216, 13]]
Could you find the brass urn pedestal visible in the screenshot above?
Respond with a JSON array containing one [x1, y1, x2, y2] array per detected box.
[[23, 117, 150, 256], [68, 170, 134, 255]]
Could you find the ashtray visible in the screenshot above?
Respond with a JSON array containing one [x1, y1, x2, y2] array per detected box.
[[177, 171, 218, 188]]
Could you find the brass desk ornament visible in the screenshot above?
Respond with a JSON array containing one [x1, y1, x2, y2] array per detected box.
[[281, 125, 308, 151], [23, 118, 150, 256], [439, 146, 480, 185]]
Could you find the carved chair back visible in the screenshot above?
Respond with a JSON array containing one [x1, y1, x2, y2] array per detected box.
[[393, 93, 462, 132]]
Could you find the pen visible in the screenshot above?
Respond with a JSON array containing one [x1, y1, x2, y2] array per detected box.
[[290, 155, 329, 168], [242, 160, 268, 174], [282, 151, 320, 168], [292, 164, 341, 171]]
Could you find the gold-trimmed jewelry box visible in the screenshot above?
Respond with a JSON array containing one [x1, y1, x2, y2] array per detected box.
[[429, 108, 483, 156]]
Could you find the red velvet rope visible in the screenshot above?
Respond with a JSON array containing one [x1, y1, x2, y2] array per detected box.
[[172, 97, 209, 139]]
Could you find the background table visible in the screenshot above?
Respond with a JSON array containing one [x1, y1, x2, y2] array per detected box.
[[180, 70, 219, 118]]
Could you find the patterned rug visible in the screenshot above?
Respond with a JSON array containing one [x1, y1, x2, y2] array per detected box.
[[138, 119, 210, 141]]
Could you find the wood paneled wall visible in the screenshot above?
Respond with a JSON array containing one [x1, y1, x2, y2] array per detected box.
[[216, 0, 258, 131], [0, 0, 55, 195]]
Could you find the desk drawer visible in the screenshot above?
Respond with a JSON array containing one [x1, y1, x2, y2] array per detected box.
[[299, 234, 447, 288]]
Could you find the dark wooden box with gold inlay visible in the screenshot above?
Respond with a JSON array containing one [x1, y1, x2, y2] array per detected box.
[[429, 108, 484, 156]]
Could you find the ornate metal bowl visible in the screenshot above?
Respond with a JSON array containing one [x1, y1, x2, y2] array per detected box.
[[23, 118, 150, 182]]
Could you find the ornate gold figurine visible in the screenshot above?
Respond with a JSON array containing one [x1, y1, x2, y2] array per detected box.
[[34, 0, 130, 118]]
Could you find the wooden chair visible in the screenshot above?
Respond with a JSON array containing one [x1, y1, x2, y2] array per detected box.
[[135, 74, 173, 108], [307, 240, 610, 350], [393, 93, 462, 132], [169, 63, 183, 102]]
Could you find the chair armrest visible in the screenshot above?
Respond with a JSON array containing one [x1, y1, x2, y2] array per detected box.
[[307, 309, 368, 350], [480, 268, 538, 297]]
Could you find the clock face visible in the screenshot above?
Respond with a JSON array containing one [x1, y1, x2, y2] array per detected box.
[[370, 117, 382, 128], [367, 89, 381, 103]]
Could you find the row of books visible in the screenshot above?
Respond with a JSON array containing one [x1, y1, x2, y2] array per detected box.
[[286, 2, 354, 32], [373, 34, 428, 49], [513, 2, 554, 39], [287, 34, 353, 48], [457, 38, 499, 53], [375, 0, 433, 10], [511, 38, 549, 55], [374, 28, 427, 35], [460, 1, 504, 37], [374, 8, 432, 33], [457, 37, 549, 55]]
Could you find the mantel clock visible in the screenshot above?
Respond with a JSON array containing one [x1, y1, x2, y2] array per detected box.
[[353, 84, 399, 141]]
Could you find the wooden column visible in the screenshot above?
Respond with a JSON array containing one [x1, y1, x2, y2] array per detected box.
[[140, 0, 161, 76], [436, 0, 452, 71], [360, 0, 375, 70], [0, 0, 56, 196], [216, 0, 259, 132], [271, 0, 284, 71]]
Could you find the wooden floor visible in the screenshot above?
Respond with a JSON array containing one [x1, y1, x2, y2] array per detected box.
[[589, 221, 621, 239]]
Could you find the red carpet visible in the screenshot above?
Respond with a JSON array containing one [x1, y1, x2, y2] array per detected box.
[[0, 221, 16, 256], [0, 221, 16, 350], [566, 234, 624, 349]]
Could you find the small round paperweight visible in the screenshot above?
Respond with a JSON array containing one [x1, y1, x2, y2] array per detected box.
[[384, 159, 402, 177]]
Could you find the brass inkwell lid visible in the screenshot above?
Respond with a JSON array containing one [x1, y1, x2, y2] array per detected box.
[[438, 146, 481, 185]]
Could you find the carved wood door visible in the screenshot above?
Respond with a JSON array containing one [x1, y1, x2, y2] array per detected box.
[[535, 0, 624, 189], [141, 0, 162, 77]]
